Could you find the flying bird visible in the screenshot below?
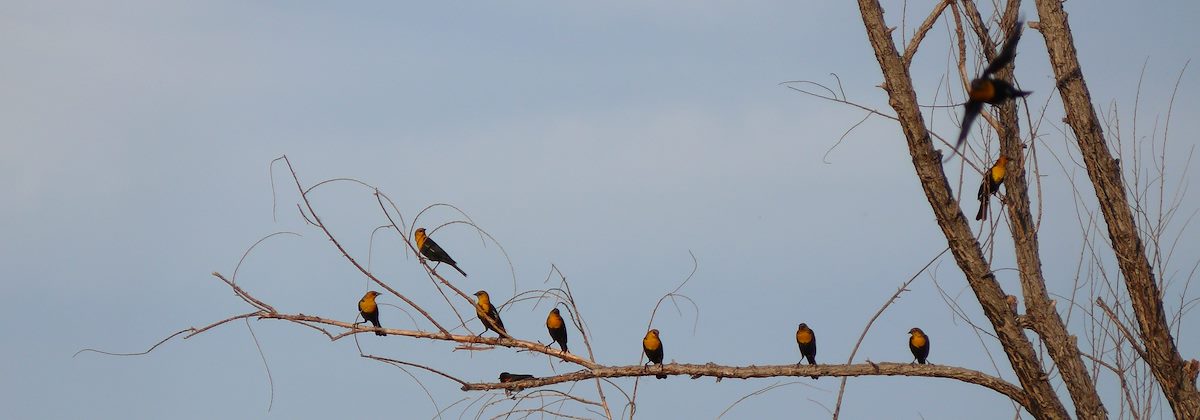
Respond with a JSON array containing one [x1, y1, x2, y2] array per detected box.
[[414, 227, 467, 276], [951, 19, 1032, 159]]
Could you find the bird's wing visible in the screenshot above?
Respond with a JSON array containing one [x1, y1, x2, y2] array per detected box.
[[977, 173, 992, 200], [951, 100, 986, 159], [982, 19, 1025, 77], [489, 306, 505, 330]]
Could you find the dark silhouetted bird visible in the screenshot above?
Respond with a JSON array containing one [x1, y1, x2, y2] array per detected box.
[[952, 19, 1032, 159], [796, 323, 818, 379], [643, 329, 667, 379], [499, 372, 535, 382], [909, 327, 930, 364], [498, 372, 536, 398], [976, 155, 1010, 220], [474, 290, 507, 337], [358, 291, 386, 336], [414, 227, 467, 276], [546, 308, 569, 352]]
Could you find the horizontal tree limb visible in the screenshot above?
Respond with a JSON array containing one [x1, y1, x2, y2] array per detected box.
[[250, 311, 599, 369], [462, 362, 1029, 409]]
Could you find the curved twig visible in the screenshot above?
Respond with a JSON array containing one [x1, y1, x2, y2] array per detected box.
[[717, 381, 805, 419], [277, 155, 449, 334], [74, 329, 192, 358], [832, 247, 949, 419]]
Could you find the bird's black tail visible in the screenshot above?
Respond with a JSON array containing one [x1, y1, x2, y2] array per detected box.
[[371, 319, 386, 336], [450, 263, 467, 276], [493, 325, 510, 339], [976, 178, 992, 221], [806, 355, 818, 379], [558, 341, 568, 352], [948, 101, 985, 162], [656, 373, 667, 380], [976, 197, 990, 221]]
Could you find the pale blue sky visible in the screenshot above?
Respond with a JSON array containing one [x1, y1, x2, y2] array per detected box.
[[2, 1, 1198, 419]]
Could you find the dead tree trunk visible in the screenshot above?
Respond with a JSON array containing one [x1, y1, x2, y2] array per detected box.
[[957, 1, 1109, 417], [854, 0, 1070, 417], [1033, 1, 1200, 418]]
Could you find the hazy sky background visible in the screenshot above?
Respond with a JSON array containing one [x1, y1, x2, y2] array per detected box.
[[2, 1, 1198, 418]]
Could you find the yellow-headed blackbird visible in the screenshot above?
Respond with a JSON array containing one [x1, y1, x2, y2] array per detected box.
[[976, 155, 1009, 220], [796, 323, 818, 379], [952, 19, 1032, 157], [642, 329, 667, 379], [546, 308, 569, 352], [414, 228, 467, 277], [909, 327, 930, 364], [474, 290, 507, 337], [358, 291, 386, 336], [498, 372, 536, 398]]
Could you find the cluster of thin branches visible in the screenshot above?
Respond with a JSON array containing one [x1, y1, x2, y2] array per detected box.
[[76, 154, 1041, 419]]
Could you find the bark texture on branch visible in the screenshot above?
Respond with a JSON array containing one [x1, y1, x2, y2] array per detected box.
[[1033, 1, 1200, 418], [463, 362, 1029, 410], [855, 1, 1069, 417]]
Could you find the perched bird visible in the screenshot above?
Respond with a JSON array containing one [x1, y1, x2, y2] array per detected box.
[[952, 19, 1032, 158], [498, 372, 536, 398], [546, 308, 569, 352], [498, 372, 536, 382], [976, 155, 1010, 221], [796, 323, 818, 379], [642, 329, 667, 379], [358, 291, 386, 336], [414, 227, 467, 276], [474, 290, 507, 337], [909, 327, 931, 364]]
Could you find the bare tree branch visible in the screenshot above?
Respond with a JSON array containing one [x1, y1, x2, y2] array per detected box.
[[462, 362, 1029, 411], [901, 0, 953, 66]]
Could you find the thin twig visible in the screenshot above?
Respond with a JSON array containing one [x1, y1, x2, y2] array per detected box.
[[832, 247, 950, 419], [902, 0, 953, 66]]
